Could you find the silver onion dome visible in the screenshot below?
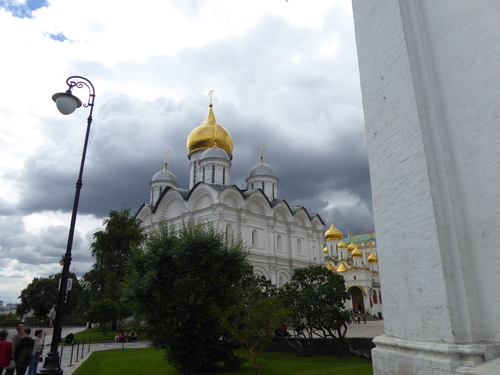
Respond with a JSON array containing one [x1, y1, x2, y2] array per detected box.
[[152, 169, 178, 184], [201, 147, 230, 161], [248, 163, 277, 178]]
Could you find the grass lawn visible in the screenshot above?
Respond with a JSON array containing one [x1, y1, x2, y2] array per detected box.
[[73, 348, 373, 375], [73, 327, 144, 342]]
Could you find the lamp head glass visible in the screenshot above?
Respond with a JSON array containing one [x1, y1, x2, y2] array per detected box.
[[52, 90, 82, 115]]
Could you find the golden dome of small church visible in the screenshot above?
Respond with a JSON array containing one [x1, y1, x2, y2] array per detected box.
[[323, 218, 382, 318], [137, 96, 326, 286]]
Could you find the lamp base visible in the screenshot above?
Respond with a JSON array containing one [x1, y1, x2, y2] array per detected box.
[[37, 351, 63, 375]]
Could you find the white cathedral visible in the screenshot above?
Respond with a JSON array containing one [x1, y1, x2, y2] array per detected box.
[[324, 226, 382, 318], [136, 101, 326, 286]]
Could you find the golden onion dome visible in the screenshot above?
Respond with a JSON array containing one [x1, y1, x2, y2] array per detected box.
[[337, 263, 348, 273], [352, 246, 363, 257], [325, 223, 343, 241], [338, 241, 347, 248], [186, 103, 233, 158], [323, 246, 328, 254], [347, 242, 356, 251], [368, 252, 378, 263]]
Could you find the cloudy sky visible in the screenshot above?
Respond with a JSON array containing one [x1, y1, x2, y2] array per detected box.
[[0, 0, 373, 304]]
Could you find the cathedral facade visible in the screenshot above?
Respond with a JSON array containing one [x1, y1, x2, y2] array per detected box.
[[136, 102, 326, 286]]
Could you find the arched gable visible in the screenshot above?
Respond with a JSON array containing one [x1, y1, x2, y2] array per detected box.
[[273, 202, 293, 222], [293, 208, 311, 227], [157, 191, 186, 220], [244, 191, 272, 216], [310, 215, 325, 231], [187, 184, 217, 211], [135, 204, 152, 223], [219, 186, 245, 209]]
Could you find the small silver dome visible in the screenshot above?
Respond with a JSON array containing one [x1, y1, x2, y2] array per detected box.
[[248, 164, 277, 178], [201, 147, 230, 161], [152, 169, 178, 184]]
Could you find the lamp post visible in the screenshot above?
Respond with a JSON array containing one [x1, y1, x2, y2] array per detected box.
[[39, 76, 95, 375]]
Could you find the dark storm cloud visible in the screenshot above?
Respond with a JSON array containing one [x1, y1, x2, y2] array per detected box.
[[12, 8, 372, 235]]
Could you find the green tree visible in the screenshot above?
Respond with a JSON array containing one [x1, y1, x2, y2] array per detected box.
[[85, 299, 119, 334], [17, 277, 56, 321], [279, 265, 351, 357], [221, 276, 290, 375], [127, 223, 252, 375], [85, 208, 144, 330], [17, 273, 81, 322]]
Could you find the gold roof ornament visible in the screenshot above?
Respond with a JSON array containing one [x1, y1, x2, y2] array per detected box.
[[186, 91, 233, 158], [326, 262, 336, 272], [323, 246, 328, 254], [325, 215, 343, 240], [337, 263, 348, 272], [368, 252, 378, 263], [338, 241, 347, 248], [352, 245, 363, 257], [347, 242, 356, 251]]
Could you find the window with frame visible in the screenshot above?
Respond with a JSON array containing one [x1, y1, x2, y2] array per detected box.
[[252, 229, 258, 246]]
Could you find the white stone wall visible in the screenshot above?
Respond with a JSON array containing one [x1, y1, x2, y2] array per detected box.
[[352, 0, 500, 373]]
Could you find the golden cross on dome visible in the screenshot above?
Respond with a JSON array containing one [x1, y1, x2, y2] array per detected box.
[[163, 150, 169, 171], [259, 143, 265, 164], [208, 89, 214, 104], [329, 214, 335, 225]]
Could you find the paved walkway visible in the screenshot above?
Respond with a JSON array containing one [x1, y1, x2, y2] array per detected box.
[[0, 326, 149, 375], [58, 339, 150, 375], [344, 319, 385, 338], [44, 327, 150, 375]]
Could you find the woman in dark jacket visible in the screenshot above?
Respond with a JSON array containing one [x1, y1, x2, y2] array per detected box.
[[14, 328, 34, 375]]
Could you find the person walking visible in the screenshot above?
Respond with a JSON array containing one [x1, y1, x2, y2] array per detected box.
[[14, 327, 34, 375], [0, 330, 13, 375], [28, 330, 43, 375], [5, 324, 24, 375]]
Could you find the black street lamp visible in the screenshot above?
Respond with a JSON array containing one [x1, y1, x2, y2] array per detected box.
[[38, 76, 96, 375]]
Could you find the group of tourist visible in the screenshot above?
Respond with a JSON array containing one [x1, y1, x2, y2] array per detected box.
[[114, 330, 138, 343], [0, 324, 44, 375]]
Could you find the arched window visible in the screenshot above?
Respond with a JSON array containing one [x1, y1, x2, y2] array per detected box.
[[297, 239, 302, 254], [211, 165, 215, 183], [226, 223, 233, 238], [223, 167, 226, 185], [202, 167, 206, 182], [252, 229, 258, 246], [277, 235, 282, 251], [261, 182, 265, 191], [278, 275, 285, 287], [373, 290, 378, 304], [379, 290, 382, 304]]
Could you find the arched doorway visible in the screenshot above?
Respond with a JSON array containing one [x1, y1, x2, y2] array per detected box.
[[349, 286, 365, 314]]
